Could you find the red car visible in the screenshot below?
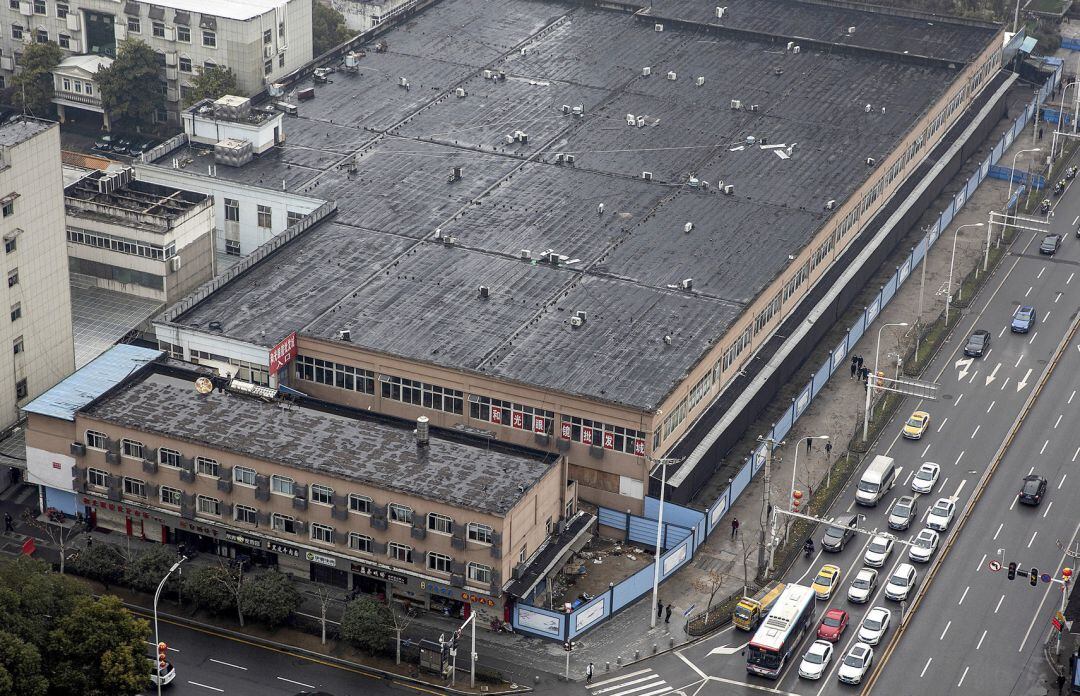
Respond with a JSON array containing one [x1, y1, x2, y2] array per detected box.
[[817, 608, 849, 642]]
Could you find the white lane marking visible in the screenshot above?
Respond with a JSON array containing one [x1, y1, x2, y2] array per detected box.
[[987, 400, 995, 413], [999, 326, 1008, 338], [589, 670, 654, 689], [938, 477, 949, 493], [1028, 531, 1038, 548], [627, 687, 672, 696], [1069, 272, 1076, 285], [921, 443, 931, 457], [920, 657, 933, 678], [1041, 439, 1049, 454], [994, 522, 1004, 540], [277, 677, 317, 690], [1010, 494, 1018, 511], [937, 417, 949, 432], [958, 666, 970, 688], [1015, 354, 1024, 368], [985, 349, 993, 359], [971, 425, 980, 439], [1072, 215, 1078, 225], [1061, 473, 1069, 489], [209, 659, 247, 670], [1025, 286, 1032, 297], [1073, 449, 1079, 463], [969, 370, 978, 384], [996, 594, 1005, 613], [188, 683, 224, 693], [1056, 292, 1062, 303], [1030, 466, 1036, 475], [1001, 377, 1010, 391], [1038, 267, 1045, 279], [953, 479, 967, 499], [940, 620, 951, 640], [1044, 501, 1054, 518], [1055, 414, 1063, 428], [675, 652, 708, 681], [1029, 331, 1039, 345], [954, 451, 964, 466], [977, 553, 987, 572], [904, 469, 914, 486], [1045, 312, 1052, 322], [956, 393, 965, 406], [958, 586, 969, 605], [1071, 390, 1077, 404], [977, 630, 987, 649], [709, 675, 801, 695]]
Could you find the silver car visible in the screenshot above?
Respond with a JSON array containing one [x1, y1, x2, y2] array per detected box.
[[907, 529, 939, 563]]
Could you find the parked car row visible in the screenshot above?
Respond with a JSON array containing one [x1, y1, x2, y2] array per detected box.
[[93, 134, 161, 157]]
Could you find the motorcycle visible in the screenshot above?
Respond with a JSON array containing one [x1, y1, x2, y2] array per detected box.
[[490, 619, 513, 633], [1054, 180, 1065, 196], [1041, 199, 1052, 215], [803, 541, 815, 558], [1067, 166, 1078, 180]]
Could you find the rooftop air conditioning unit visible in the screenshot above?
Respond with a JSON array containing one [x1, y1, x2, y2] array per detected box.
[[642, 171, 653, 181], [520, 249, 531, 260], [520, 47, 527, 56], [564, 154, 575, 164], [642, 66, 651, 76], [848, 26, 856, 34], [339, 329, 351, 341], [716, 6, 725, 17], [478, 285, 490, 298], [572, 104, 584, 116], [554, 152, 565, 163], [626, 113, 636, 125], [787, 41, 794, 51], [576, 310, 587, 322], [562, 104, 571, 114], [825, 199, 837, 210], [749, 104, 759, 111], [680, 278, 693, 290], [723, 184, 735, 195], [483, 69, 493, 79], [636, 116, 646, 127], [866, 157, 876, 166], [683, 222, 693, 233], [730, 99, 742, 110], [455, 87, 466, 97], [793, 45, 801, 53], [505, 134, 515, 145], [570, 316, 583, 327], [666, 71, 677, 81], [696, 76, 705, 86], [654, 23, 664, 31]]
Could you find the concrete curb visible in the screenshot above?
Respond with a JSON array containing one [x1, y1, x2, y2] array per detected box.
[[120, 601, 533, 695]]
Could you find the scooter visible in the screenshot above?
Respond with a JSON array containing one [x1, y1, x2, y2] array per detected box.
[[1041, 199, 1052, 215], [1067, 166, 1078, 180], [1054, 180, 1065, 196], [803, 541, 815, 558]]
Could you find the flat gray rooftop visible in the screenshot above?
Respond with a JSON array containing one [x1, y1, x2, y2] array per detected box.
[[163, 0, 998, 410], [83, 364, 558, 515], [0, 117, 52, 147]]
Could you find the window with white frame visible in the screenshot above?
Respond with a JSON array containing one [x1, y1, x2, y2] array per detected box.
[[381, 374, 462, 414], [469, 395, 552, 432], [196, 495, 220, 516], [120, 439, 143, 459], [467, 562, 492, 584], [224, 197, 239, 222], [87, 468, 108, 489], [427, 552, 452, 574], [310, 484, 333, 505], [235, 505, 258, 525], [202, 29, 215, 47], [271, 513, 296, 534], [196, 457, 219, 477], [518, 546, 526, 564], [177, 25, 189, 42], [85, 430, 107, 449], [257, 205, 271, 228], [295, 355, 375, 394], [310, 523, 334, 544], [348, 494, 372, 514], [348, 533, 372, 553], [234, 466, 257, 486], [160, 486, 182, 507], [158, 448, 182, 468], [467, 523, 493, 544], [427, 513, 453, 535], [271, 475, 294, 496], [123, 477, 146, 498], [388, 503, 412, 525], [388, 542, 412, 563]]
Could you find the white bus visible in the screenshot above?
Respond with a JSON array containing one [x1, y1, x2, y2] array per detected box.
[[745, 584, 815, 679]]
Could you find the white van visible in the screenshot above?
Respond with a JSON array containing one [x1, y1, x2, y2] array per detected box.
[[855, 455, 897, 506]]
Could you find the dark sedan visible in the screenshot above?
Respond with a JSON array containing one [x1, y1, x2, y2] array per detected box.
[[1039, 233, 1062, 255], [1018, 474, 1047, 506], [963, 329, 990, 357]]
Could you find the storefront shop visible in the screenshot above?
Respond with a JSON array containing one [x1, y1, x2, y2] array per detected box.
[[81, 495, 170, 543]]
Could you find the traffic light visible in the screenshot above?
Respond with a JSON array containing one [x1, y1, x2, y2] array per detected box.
[[157, 642, 168, 670], [791, 490, 803, 512], [451, 629, 461, 651], [1029, 568, 1039, 587], [1063, 568, 1073, 584], [1007, 562, 1017, 580]]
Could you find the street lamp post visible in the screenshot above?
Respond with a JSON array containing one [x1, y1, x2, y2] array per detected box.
[[153, 556, 187, 696], [648, 457, 680, 629], [862, 322, 908, 441], [786, 435, 829, 537], [946, 222, 984, 325], [1001, 149, 1040, 271]]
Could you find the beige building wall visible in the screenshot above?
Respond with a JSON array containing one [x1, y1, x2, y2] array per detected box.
[[0, 121, 74, 430]]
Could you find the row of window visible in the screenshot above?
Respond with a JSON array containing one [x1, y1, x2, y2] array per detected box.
[[380, 374, 463, 415], [560, 415, 645, 456], [58, 76, 92, 95], [469, 395, 553, 433], [85, 469, 494, 583], [9, 0, 67, 17], [189, 350, 270, 386], [297, 354, 375, 394], [67, 228, 175, 260], [125, 17, 210, 46], [85, 432, 497, 544]]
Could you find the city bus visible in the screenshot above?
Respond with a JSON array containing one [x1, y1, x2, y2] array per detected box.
[[745, 584, 816, 679]]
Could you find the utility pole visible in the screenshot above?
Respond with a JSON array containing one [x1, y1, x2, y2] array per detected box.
[[648, 456, 682, 629], [757, 436, 781, 576]]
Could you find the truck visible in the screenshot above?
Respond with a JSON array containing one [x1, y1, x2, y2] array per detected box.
[[733, 582, 786, 631]]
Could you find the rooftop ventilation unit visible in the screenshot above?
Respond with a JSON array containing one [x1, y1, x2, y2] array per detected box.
[[478, 285, 490, 298], [696, 76, 705, 86], [455, 87, 467, 98], [666, 71, 677, 81], [338, 329, 352, 342], [793, 45, 801, 54], [572, 105, 584, 116], [825, 199, 837, 210], [399, 77, 410, 90], [520, 249, 532, 260], [723, 184, 735, 195], [680, 278, 693, 291], [642, 66, 652, 76], [642, 171, 653, 181], [687, 175, 701, 187], [746, 135, 756, 145], [654, 23, 664, 31], [626, 113, 636, 125], [663, 335, 673, 345], [716, 5, 726, 17], [866, 157, 876, 166], [443, 235, 458, 245], [562, 104, 571, 114], [730, 99, 742, 110], [847, 25, 856, 34], [684, 222, 694, 233], [415, 416, 429, 447], [268, 83, 285, 97], [447, 166, 461, 183]]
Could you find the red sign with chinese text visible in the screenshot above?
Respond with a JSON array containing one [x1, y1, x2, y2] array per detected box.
[[603, 432, 615, 450], [534, 416, 547, 434], [491, 408, 503, 424], [634, 439, 646, 456], [269, 331, 298, 374], [512, 412, 524, 429], [581, 428, 593, 445], [561, 422, 572, 440]]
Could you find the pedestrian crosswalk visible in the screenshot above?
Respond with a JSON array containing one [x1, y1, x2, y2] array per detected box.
[[587, 668, 671, 696]]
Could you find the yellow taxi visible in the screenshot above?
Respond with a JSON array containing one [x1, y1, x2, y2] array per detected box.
[[811, 564, 842, 600], [902, 410, 930, 440]]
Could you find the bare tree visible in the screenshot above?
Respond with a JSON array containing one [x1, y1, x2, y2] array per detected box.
[[21, 509, 82, 574], [307, 585, 338, 645], [692, 568, 726, 626], [213, 560, 247, 627], [386, 600, 414, 665], [739, 535, 757, 596]]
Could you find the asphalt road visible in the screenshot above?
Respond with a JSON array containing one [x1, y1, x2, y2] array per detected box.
[[135, 616, 441, 696], [569, 164, 1080, 696]]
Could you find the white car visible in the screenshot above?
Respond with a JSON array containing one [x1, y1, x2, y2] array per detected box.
[[858, 606, 892, 645], [884, 563, 918, 601], [908, 528, 940, 563], [911, 462, 940, 494], [926, 497, 956, 532], [798, 639, 834, 680], [837, 642, 874, 685], [863, 534, 895, 568], [847, 568, 878, 604]]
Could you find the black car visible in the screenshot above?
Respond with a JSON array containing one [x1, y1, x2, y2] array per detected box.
[[963, 329, 991, 357], [822, 513, 861, 552], [128, 137, 160, 157], [1039, 233, 1062, 255], [93, 134, 115, 152], [1018, 474, 1047, 506], [110, 137, 132, 155]]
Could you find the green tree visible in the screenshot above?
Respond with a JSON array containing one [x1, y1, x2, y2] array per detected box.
[[46, 594, 149, 696], [184, 564, 237, 615], [97, 38, 165, 131], [340, 596, 392, 655], [312, 0, 350, 56], [11, 41, 63, 117], [0, 631, 47, 696], [239, 570, 301, 628], [184, 65, 240, 107], [0, 557, 82, 644], [69, 542, 126, 590], [123, 546, 182, 594]]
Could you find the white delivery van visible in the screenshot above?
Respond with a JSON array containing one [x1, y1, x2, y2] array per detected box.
[[855, 455, 897, 506]]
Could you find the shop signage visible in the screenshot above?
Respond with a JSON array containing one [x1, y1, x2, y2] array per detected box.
[[460, 593, 496, 607], [224, 531, 261, 548], [634, 438, 646, 456], [419, 580, 457, 597], [268, 541, 300, 557], [179, 521, 220, 537], [560, 422, 572, 440], [351, 563, 409, 585], [534, 416, 546, 434], [81, 497, 168, 525], [269, 331, 297, 373], [306, 550, 337, 567]]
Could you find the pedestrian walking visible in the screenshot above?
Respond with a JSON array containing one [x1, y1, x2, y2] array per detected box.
[[805, 438, 813, 453], [731, 517, 740, 539], [657, 600, 664, 618], [850, 356, 858, 379], [861, 366, 870, 383], [824, 441, 833, 458], [665, 605, 672, 624], [86, 534, 92, 548], [856, 355, 864, 371], [3, 512, 12, 532], [586, 663, 594, 684]]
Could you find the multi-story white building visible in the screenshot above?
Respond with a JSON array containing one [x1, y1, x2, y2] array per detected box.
[[0, 0, 313, 122], [0, 118, 75, 430]]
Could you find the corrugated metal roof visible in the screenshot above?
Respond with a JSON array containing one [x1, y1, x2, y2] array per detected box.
[[22, 344, 163, 422]]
